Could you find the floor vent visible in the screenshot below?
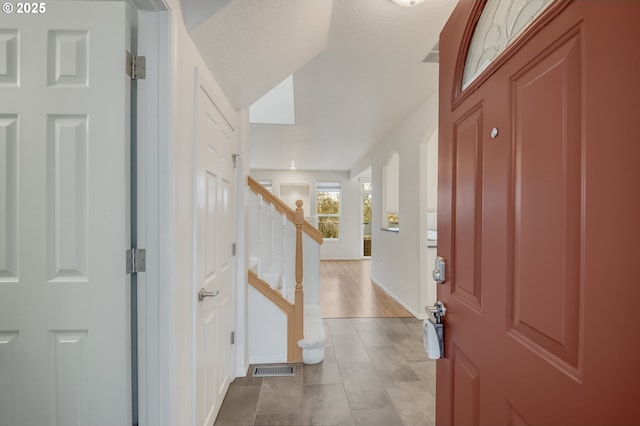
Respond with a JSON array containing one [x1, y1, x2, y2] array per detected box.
[[252, 365, 296, 377]]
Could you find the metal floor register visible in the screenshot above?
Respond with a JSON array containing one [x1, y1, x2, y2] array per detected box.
[[252, 365, 296, 377]]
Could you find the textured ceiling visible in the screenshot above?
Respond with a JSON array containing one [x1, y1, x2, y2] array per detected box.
[[186, 0, 457, 171], [188, 0, 333, 108]]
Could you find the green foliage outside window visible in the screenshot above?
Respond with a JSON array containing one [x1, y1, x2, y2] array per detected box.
[[317, 191, 340, 214], [362, 193, 372, 225], [387, 213, 399, 228], [317, 190, 340, 239], [318, 217, 339, 239]]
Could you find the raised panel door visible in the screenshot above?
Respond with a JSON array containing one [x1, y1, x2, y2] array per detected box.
[[0, 3, 132, 425], [194, 75, 236, 426], [438, 1, 640, 424]]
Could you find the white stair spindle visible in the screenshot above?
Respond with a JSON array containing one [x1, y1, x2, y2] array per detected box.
[[282, 213, 287, 298], [257, 194, 263, 279], [270, 204, 276, 289]]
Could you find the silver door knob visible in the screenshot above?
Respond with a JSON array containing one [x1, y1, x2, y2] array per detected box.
[[198, 288, 219, 302], [426, 301, 447, 322]]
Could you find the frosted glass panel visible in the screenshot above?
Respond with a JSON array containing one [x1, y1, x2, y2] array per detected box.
[[462, 0, 553, 89]]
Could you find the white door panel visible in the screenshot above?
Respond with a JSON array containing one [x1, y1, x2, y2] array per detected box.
[[0, 3, 132, 425], [194, 76, 235, 426]]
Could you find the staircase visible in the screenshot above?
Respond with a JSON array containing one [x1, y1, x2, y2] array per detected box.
[[247, 176, 326, 364]]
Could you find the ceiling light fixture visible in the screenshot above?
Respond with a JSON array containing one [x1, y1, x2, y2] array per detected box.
[[391, 0, 424, 6]]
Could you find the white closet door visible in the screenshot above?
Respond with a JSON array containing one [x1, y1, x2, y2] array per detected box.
[[0, 3, 132, 425]]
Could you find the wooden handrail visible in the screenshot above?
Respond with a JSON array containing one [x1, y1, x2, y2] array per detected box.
[[248, 270, 293, 314], [247, 176, 324, 244]]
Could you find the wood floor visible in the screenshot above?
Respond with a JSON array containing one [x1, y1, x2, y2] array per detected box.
[[320, 260, 413, 318]]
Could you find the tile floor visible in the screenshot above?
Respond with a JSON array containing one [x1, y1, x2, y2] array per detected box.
[[214, 317, 436, 426]]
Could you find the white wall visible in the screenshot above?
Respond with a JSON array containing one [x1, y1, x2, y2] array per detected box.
[[279, 183, 311, 211], [419, 132, 439, 316], [351, 92, 439, 317], [382, 152, 400, 221], [250, 169, 363, 259], [247, 287, 287, 364], [163, 2, 244, 424]]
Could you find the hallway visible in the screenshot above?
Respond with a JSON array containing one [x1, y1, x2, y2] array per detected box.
[[320, 260, 414, 318], [214, 317, 435, 425], [214, 257, 434, 425]]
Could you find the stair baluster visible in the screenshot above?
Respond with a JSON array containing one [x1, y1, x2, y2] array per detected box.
[[282, 213, 288, 300], [257, 194, 263, 279], [270, 203, 276, 289], [293, 200, 304, 362]]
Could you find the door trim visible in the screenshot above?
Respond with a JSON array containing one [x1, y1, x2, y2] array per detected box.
[[135, 4, 172, 426]]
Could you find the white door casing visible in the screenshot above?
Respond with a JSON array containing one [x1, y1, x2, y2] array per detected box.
[[0, 3, 132, 425], [194, 71, 236, 426], [135, 7, 172, 426]]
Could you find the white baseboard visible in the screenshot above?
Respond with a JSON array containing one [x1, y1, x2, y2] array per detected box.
[[370, 275, 426, 319], [248, 355, 287, 365], [235, 361, 250, 377]]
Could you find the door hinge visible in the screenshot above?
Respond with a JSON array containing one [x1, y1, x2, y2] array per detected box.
[[232, 242, 236, 256], [232, 153, 239, 169], [231, 331, 235, 345], [126, 248, 146, 274], [126, 51, 146, 80]]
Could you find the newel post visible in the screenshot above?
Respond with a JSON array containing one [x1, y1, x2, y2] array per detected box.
[[293, 199, 305, 362]]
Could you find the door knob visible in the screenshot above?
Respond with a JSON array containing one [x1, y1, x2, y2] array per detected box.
[[426, 301, 446, 323], [198, 288, 219, 302]]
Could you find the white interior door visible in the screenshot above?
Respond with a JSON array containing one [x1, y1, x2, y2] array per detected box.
[[194, 73, 236, 426], [0, 3, 132, 425]]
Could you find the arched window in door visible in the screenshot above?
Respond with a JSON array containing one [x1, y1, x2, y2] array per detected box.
[[462, 0, 554, 89]]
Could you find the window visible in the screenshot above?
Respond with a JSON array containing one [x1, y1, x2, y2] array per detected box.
[[362, 181, 372, 228], [462, 0, 554, 89], [382, 152, 400, 230], [387, 212, 399, 228], [316, 181, 341, 239], [361, 180, 372, 256]]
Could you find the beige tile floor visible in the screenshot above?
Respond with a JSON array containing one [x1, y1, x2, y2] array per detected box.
[[214, 317, 436, 426]]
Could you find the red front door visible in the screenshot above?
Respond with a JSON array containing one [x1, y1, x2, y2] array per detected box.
[[437, 1, 640, 424]]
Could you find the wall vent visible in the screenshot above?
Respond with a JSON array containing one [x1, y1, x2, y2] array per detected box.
[[252, 365, 296, 377]]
